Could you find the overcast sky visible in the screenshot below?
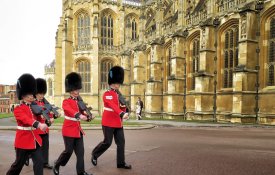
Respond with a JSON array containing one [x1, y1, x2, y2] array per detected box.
[[0, 0, 62, 85]]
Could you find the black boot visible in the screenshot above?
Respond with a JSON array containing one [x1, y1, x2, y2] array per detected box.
[[44, 163, 53, 169], [117, 163, 132, 169], [53, 161, 60, 175], [91, 155, 97, 166], [24, 158, 29, 166]]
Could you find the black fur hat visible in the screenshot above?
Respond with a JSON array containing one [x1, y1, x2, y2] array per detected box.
[[36, 78, 47, 94], [108, 66, 124, 85], [65, 72, 82, 92], [16, 74, 37, 100]]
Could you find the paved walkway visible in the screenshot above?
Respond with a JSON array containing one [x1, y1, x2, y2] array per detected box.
[[2, 127, 275, 175]]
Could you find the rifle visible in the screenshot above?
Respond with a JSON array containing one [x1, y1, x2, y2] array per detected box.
[[77, 96, 93, 122], [43, 98, 60, 119], [30, 101, 51, 126], [116, 90, 130, 113]]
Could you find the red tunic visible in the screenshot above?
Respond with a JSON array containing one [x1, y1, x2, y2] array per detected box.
[[13, 104, 42, 149], [35, 100, 53, 134], [62, 98, 85, 138], [102, 89, 126, 128]]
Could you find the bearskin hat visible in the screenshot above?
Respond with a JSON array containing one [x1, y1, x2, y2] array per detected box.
[[108, 66, 124, 85], [16, 73, 37, 100], [65, 72, 82, 92], [36, 78, 47, 94]]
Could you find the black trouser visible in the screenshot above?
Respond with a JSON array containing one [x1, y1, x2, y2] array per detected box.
[[6, 142, 44, 175], [55, 134, 85, 175], [92, 126, 125, 165], [40, 134, 49, 164]]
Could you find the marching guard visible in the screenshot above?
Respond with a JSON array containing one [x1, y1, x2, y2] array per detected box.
[[6, 74, 48, 175], [53, 72, 93, 175], [91, 66, 132, 169], [34, 78, 54, 169]]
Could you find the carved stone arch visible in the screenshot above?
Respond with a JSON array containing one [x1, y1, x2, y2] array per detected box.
[[186, 30, 200, 90], [217, 18, 239, 89], [74, 9, 91, 47], [163, 40, 173, 91], [186, 30, 200, 50], [74, 58, 91, 93], [125, 13, 139, 40], [74, 57, 90, 66], [125, 12, 139, 21], [100, 57, 116, 64], [74, 8, 89, 17], [100, 8, 118, 19], [260, 5, 275, 87], [100, 57, 116, 89]]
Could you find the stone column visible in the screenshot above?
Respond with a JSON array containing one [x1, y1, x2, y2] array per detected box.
[[231, 9, 259, 123], [131, 45, 146, 112], [90, 3, 100, 114], [155, 0, 164, 37], [146, 39, 164, 118], [164, 33, 186, 118], [120, 51, 131, 105], [62, 9, 74, 95], [118, 5, 125, 46], [193, 23, 216, 120], [54, 17, 65, 107]]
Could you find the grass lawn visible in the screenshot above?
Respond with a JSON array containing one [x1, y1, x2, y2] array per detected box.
[[129, 116, 231, 124], [0, 113, 13, 119], [53, 116, 141, 126]]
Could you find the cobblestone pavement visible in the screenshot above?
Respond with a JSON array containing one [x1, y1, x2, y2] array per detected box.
[[1, 127, 275, 175]]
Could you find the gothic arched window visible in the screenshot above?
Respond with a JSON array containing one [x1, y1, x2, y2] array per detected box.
[[48, 79, 53, 96], [101, 14, 113, 46], [268, 18, 275, 86], [167, 46, 172, 77], [132, 19, 137, 40], [223, 26, 239, 88], [101, 60, 114, 89], [77, 13, 90, 47], [76, 60, 91, 93], [191, 38, 200, 90]]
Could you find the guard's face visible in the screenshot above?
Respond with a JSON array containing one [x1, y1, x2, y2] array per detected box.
[[36, 93, 44, 101], [112, 84, 121, 90], [22, 94, 34, 103], [70, 89, 80, 98]]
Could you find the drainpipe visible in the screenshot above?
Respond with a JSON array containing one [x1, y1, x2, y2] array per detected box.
[[213, 18, 220, 122], [255, 0, 264, 124], [182, 29, 189, 120]]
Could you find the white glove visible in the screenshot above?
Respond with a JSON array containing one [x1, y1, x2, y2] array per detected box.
[[79, 114, 87, 121], [122, 113, 129, 120], [38, 123, 48, 131]]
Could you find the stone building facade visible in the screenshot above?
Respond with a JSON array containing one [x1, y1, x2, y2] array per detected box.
[[0, 85, 18, 113], [45, 0, 275, 124]]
